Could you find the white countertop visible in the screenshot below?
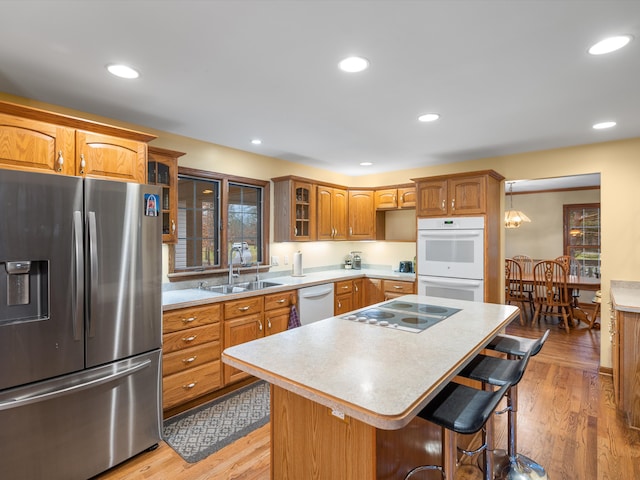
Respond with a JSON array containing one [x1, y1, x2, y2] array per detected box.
[[162, 268, 416, 310], [611, 280, 640, 313], [222, 294, 519, 430]]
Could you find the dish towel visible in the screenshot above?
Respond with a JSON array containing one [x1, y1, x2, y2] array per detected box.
[[288, 305, 301, 329]]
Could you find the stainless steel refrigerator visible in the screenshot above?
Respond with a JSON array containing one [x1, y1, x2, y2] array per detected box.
[[0, 169, 162, 479]]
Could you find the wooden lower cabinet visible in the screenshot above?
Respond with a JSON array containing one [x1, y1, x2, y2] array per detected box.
[[271, 384, 463, 479], [161, 304, 222, 412], [365, 278, 385, 306], [383, 279, 415, 300], [264, 289, 296, 336], [611, 300, 640, 429], [224, 313, 264, 385]]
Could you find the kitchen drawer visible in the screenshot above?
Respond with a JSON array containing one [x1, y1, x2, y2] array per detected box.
[[224, 296, 263, 320], [383, 280, 415, 295], [162, 361, 221, 410], [162, 340, 221, 377], [335, 280, 353, 295], [162, 323, 221, 354], [163, 304, 222, 333], [264, 290, 295, 311]]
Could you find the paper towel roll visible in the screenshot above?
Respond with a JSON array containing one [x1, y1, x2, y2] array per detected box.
[[292, 251, 303, 276]]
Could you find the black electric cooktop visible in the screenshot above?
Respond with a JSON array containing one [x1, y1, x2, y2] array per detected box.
[[341, 301, 461, 333]]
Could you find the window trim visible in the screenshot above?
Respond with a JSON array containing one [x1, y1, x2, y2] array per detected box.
[[168, 166, 270, 280]]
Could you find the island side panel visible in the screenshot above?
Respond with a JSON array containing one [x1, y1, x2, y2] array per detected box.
[[271, 384, 376, 479]]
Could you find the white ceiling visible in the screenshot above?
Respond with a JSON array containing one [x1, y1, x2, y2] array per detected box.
[[1, 1, 638, 178]]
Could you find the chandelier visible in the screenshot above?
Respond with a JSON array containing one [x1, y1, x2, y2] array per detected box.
[[504, 182, 531, 229]]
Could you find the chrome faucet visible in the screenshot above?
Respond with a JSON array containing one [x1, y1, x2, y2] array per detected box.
[[229, 245, 241, 284], [254, 261, 260, 281]]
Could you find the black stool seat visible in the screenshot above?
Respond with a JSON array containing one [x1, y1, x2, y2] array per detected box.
[[418, 381, 511, 435], [459, 350, 531, 387], [487, 329, 550, 358]]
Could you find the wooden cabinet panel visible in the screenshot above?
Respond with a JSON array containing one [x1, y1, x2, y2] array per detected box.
[[272, 177, 317, 242], [317, 185, 348, 240], [335, 280, 353, 296], [76, 130, 147, 183], [162, 361, 222, 410], [611, 300, 640, 429], [224, 313, 264, 384], [163, 323, 221, 354], [416, 179, 448, 216], [264, 290, 295, 311], [224, 296, 263, 320], [353, 278, 364, 310], [348, 190, 375, 240], [162, 341, 221, 377], [398, 187, 416, 208], [449, 176, 486, 214], [265, 307, 290, 336], [163, 304, 221, 333], [148, 146, 184, 243], [365, 278, 385, 306], [0, 113, 75, 175], [334, 293, 353, 316], [383, 279, 415, 300]]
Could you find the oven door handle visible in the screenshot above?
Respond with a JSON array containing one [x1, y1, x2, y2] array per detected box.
[[419, 278, 482, 287], [418, 230, 483, 239]]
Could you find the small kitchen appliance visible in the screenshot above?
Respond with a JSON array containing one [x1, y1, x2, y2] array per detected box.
[[342, 300, 461, 333], [399, 261, 413, 273], [351, 251, 362, 270]]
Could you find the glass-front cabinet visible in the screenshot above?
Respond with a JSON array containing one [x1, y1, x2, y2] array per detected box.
[[563, 203, 601, 277], [272, 177, 317, 241], [147, 146, 185, 243]]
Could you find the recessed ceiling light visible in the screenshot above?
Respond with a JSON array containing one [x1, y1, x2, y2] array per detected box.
[[106, 64, 140, 79], [251, 139, 262, 145], [360, 162, 373, 166], [588, 35, 633, 55], [418, 113, 440, 122], [593, 121, 617, 130], [338, 56, 369, 73]]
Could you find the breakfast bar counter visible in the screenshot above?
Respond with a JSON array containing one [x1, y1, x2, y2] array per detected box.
[[223, 295, 519, 479]]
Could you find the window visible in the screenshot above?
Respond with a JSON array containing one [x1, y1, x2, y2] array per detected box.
[[170, 167, 269, 276], [563, 203, 600, 277]]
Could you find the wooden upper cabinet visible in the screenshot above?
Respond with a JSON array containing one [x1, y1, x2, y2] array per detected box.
[[375, 186, 416, 210], [348, 190, 375, 240], [77, 130, 147, 183], [414, 171, 503, 217], [148, 146, 184, 243], [272, 177, 317, 242], [317, 185, 348, 240], [0, 112, 75, 175], [0, 100, 155, 182]]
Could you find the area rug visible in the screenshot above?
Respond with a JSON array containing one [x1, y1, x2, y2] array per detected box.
[[163, 380, 270, 463]]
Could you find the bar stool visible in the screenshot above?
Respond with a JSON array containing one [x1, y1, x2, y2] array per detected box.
[[404, 380, 512, 480], [483, 330, 551, 480]]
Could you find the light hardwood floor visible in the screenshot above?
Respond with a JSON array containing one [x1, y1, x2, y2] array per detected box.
[[95, 316, 640, 480]]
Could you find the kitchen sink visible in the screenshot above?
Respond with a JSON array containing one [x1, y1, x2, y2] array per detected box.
[[201, 280, 281, 294]]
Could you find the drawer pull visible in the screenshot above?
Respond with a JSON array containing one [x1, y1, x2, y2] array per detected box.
[[342, 285, 349, 290], [182, 356, 197, 364], [182, 316, 197, 323], [183, 382, 197, 390], [276, 299, 286, 303], [238, 306, 250, 312], [393, 285, 403, 289], [182, 335, 197, 343]]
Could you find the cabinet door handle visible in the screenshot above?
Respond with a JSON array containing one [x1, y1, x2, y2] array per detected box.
[[294, 226, 298, 236], [57, 150, 64, 172], [182, 335, 197, 343], [451, 198, 455, 210], [182, 316, 197, 323], [183, 382, 197, 390], [238, 306, 250, 312], [171, 219, 176, 234], [349, 227, 353, 236], [355, 285, 359, 292], [441, 200, 445, 210], [258, 320, 263, 331], [338, 300, 342, 308], [268, 319, 272, 329], [79, 153, 86, 174], [182, 356, 197, 364]]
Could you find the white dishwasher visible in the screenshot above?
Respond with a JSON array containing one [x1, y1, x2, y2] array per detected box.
[[298, 283, 335, 325]]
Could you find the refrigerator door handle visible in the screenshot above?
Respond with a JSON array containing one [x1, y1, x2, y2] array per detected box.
[[73, 211, 84, 341], [87, 211, 98, 337], [0, 359, 151, 411]]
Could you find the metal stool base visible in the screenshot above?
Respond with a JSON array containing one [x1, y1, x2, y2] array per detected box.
[[490, 450, 548, 480]]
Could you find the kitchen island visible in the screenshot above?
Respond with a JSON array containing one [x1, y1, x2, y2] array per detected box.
[[222, 294, 519, 479]]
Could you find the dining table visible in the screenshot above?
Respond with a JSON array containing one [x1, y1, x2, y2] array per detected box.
[[519, 272, 601, 327]]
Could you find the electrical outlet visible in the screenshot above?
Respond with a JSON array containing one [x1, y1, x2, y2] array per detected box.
[[271, 255, 279, 266], [284, 255, 289, 265]]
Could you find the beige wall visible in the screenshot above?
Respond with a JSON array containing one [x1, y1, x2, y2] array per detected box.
[[3, 92, 637, 369]]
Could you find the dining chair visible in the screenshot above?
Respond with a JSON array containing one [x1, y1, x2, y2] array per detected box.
[[532, 260, 574, 333], [505, 259, 528, 324], [511, 255, 535, 317]]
